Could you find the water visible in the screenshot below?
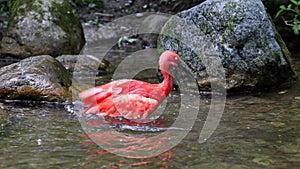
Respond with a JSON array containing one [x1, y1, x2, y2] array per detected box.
[[0, 52, 299, 168]]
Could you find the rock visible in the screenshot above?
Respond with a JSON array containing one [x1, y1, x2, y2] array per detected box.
[[83, 23, 134, 44], [139, 14, 170, 48], [82, 13, 167, 45], [159, 0, 296, 91], [56, 54, 113, 76], [140, 14, 170, 34], [56, 54, 114, 96], [295, 96, 300, 100], [0, 0, 85, 59], [0, 55, 72, 102]]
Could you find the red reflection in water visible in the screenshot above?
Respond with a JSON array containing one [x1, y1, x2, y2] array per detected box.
[[80, 116, 174, 168], [81, 144, 174, 169]]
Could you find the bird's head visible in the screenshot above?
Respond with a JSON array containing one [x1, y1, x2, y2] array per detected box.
[[159, 50, 181, 69]]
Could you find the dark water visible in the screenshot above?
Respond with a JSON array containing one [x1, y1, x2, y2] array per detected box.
[[0, 57, 299, 168]]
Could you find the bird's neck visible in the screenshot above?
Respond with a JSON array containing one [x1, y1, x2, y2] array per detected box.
[[159, 69, 173, 96], [158, 53, 174, 96]]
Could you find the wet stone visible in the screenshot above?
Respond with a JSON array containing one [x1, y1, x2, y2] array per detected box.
[[0, 55, 72, 102]]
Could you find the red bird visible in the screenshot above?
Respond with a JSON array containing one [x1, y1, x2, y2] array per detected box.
[[79, 50, 180, 120]]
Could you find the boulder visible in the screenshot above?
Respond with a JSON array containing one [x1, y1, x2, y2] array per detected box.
[[0, 0, 85, 59], [0, 55, 72, 102], [159, 0, 296, 91]]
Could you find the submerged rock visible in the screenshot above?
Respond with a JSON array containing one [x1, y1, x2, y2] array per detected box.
[[0, 55, 72, 102], [159, 0, 296, 91], [0, 0, 85, 59], [0, 103, 10, 127]]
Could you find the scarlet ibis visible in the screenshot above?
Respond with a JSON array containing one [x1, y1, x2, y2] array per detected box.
[[79, 50, 180, 120]]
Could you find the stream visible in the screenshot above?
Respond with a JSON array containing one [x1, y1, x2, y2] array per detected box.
[[0, 51, 299, 168]]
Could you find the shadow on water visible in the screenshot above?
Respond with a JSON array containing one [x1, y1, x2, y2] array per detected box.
[[0, 50, 299, 168]]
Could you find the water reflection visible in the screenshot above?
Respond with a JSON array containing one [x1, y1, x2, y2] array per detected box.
[[77, 90, 199, 159], [80, 144, 174, 169]]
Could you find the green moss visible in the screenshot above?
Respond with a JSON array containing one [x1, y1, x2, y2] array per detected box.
[[9, 0, 43, 21], [161, 16, 178, 37], [8, 0, 20, 24], [51, 0, 85, 54], [158, 16, 179, 54], [224, 1, 243, 17], [269, 12, 298, 79], [6, 0, 85, 55], [218, 2, 241, 43], [224, 1, 238, 11], [156, 43, 164, 56]]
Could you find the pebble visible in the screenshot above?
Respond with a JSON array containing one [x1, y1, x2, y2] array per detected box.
[[270, 122, 285, 127], [37, 139, 42, 145], [278, 90, 287, 94], [0, 103, 5, 109]]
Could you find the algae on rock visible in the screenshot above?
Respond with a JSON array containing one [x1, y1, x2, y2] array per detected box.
[[0, 0, 85, 58]]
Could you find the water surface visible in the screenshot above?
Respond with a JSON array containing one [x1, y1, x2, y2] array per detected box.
[[0, 56, 299, 168]]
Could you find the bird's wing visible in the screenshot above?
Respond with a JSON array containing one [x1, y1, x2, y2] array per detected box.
[[113, 94, 159, 119], [78, 80, 125, 106], [78, 79, 163, 119], [79, 79, 158, 104]]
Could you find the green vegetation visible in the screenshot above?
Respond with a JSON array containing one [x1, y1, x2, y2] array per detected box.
[[0, 0, 10, 17], [0, 0, 11, 28], [276, 0, 300, 35]]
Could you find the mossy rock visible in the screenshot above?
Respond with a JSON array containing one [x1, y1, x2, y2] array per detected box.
[[159, 0, 296, 91], [0, 0, 85, 58]]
